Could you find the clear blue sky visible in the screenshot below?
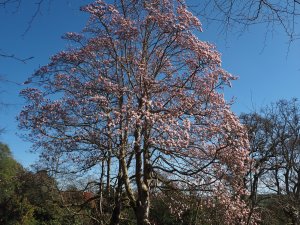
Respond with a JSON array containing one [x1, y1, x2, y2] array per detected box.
[[0, 0, 299, 168]]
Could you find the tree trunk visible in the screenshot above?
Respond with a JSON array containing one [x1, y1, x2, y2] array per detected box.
[[135, 203, 151, 225], [109, 200, 121, 225], [134, 132, 151, 224], [109, 163, 123, 225]]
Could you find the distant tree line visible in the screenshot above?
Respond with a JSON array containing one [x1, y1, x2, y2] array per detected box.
[[0, 143, 92, 225]]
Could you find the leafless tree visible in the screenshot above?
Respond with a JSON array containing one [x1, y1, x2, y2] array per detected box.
[[242, 99, 300, 225]]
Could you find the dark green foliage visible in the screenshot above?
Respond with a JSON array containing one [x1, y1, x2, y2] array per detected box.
[[150, 197, 177, 225], [0, 143, 35, 224], [0, 143, 86, 225], [149, 193, 226, 225], [256, 194, 300, 225]]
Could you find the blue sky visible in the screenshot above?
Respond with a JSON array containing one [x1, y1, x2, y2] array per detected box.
[[0, 0, 299, 168]]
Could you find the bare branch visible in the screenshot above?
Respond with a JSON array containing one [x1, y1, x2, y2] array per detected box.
[[0, 49, 33, 63], [22, 0, 45, 36]]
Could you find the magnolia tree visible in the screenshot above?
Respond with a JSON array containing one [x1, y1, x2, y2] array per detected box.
[[19, 0, 254, 224]]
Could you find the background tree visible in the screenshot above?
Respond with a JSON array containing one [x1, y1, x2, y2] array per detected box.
[[0, 143, 35, 225], [240, 112, 277, 222], [19, 1, 253, 225], [241, 98, 300, 225], [0, 142, 87, 225]]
